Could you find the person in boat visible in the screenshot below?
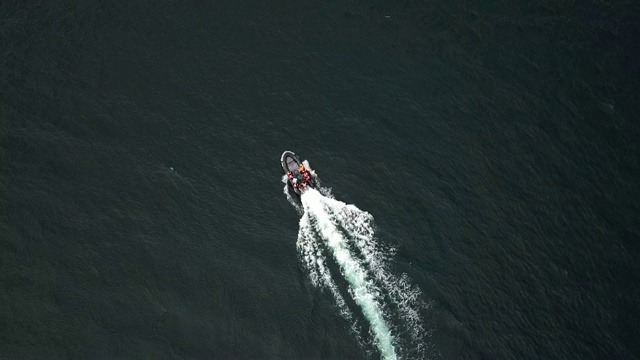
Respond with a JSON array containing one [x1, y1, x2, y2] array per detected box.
[[298, 164, 308, 183]]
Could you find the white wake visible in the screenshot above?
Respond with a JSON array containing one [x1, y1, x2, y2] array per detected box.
[[294, 187, 430, 360]]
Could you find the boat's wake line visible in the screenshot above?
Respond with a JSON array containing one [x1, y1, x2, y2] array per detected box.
[[296, 188, 431, 360]]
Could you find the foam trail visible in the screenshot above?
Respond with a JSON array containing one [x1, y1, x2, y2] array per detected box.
[[330, 199, 429, 348], [301, 189, 397, 360], [297, 213, 354, 321]]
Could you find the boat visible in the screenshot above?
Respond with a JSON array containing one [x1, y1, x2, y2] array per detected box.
[[281, 151, 317, 195]]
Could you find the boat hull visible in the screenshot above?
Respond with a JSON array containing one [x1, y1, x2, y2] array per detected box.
[[281, 151, 316, 195]]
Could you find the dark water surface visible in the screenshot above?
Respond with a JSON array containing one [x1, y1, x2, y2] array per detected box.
[[1, 1, 639, 359]]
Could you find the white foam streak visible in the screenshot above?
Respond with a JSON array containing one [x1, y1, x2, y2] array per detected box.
[[329, 199, 429, 348], [301, 189, 397, 360], [297, 214, 354, 321]]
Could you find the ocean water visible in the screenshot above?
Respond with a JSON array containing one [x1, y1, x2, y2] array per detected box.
[[1, 1, 639, 359]]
